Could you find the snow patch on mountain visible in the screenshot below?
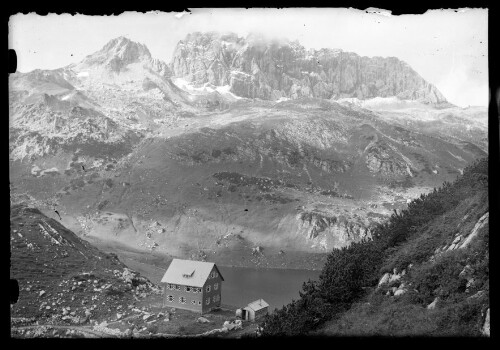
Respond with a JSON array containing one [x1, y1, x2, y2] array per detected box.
[[173, 77, 242, 100]]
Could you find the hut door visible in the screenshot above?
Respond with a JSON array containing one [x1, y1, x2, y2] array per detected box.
[[241, 309, 247, 320]]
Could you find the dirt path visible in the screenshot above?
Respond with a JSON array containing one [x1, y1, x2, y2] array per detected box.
[[12, 324, 116, 338], [12, 321, 252, 339]]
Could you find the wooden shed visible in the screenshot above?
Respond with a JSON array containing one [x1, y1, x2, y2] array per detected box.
[[241, 299, 269, 321]]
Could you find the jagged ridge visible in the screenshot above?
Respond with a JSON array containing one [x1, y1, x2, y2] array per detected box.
[[170, 32, 448, 104]]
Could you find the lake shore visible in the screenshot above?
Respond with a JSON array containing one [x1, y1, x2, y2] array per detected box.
[[84, 235, 322, 311], [83, 234, 328, 274]]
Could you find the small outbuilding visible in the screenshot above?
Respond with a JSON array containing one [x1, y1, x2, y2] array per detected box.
[[237, 299, 269, 322]]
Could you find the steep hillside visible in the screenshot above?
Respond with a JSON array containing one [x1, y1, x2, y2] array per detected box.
[[10, 203, 163, 337], [171, 32, 448, 104], [259, 158, 489, 336]]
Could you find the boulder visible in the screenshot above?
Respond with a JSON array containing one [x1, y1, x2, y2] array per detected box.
[[234, 319, 243, 330], [122, 268, 137, 284], [466, 278, 476, 289], [377, 273, 391, 287], [394, 288, 406, 297], [389, 273, 401, 283], [39, 290, 46, 297], [197, 317, 210, 323], [482, 308, 490, 337], [427, 297, 439, 310], [223, 321, 235, 330]]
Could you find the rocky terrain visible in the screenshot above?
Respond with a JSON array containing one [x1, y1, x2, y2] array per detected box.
[[260, 158, 489, 337], [318, 158, 490, 336], [9, 34, 488, 270], [10, 203, 259, 338], [170, 32, 449, 104]]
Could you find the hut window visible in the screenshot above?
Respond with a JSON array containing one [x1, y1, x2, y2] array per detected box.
[[192, 300, 196, 305], [214, 283, 218, 290], [198, 301, 202, 305], [206, 285, 211, 293], [206, 298, 210, 305], [179, 296, 186, 304], [213, 295, 217, 303], [167, 295, 173, 302], [176, 285, 181, 291], [186, 286, 191, 292], [215, 272, 218, 278]]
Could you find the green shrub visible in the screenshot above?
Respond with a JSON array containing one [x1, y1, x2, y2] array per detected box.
[[260, 158, 488, 336]]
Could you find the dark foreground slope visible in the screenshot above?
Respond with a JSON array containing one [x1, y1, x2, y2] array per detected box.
[[10, 203, 162, 337], [259, 158, 489, 337]]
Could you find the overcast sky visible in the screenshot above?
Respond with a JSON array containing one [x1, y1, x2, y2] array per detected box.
[[9, 8, 488, 107]]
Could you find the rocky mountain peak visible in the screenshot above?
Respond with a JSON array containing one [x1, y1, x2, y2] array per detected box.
[[101, 36, 151, 60], [170, 31, 449, 105], [78, 36, 153, 72]]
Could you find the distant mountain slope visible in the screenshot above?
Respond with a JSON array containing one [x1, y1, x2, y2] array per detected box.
[[260, 158, 489, 336], [8, 37, 224, 163], [8, 35, 487, 267], [170, 32, 449, 105]]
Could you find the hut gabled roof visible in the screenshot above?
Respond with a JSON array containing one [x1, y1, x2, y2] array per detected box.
[[160, 259, 224, 287]]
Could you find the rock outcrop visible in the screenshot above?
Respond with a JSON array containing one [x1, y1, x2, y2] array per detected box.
[[170, 32, 448, 105], [296, 211, 373, 250], [482, 308, 490, 336]]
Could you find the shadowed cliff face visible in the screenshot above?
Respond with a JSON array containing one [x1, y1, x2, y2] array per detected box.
[[170, 32, 448, 105]]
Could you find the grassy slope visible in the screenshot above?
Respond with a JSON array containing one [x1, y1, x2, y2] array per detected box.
[[259, 158, 489, 336], [319, 194, 489, 336], [10, 203, 158, 324]]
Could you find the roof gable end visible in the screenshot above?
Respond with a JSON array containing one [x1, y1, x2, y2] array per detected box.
[[161, 259, 221, 287]]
